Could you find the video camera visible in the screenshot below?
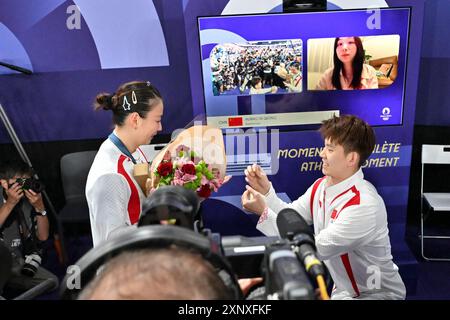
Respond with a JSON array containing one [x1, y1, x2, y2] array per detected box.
[[60, 186, 330, 300], [139, 186, 330, 300]]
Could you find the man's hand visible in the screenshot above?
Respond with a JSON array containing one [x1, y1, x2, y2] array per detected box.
[[238, 277, 263, 297], [241, 185, 267, 215], [1, 181, 23, 207], [24, 189, 45, 212], [244, 164, 270, 195]]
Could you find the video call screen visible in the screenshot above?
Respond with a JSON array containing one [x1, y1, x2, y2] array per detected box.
[[198, 8, 410, 129]]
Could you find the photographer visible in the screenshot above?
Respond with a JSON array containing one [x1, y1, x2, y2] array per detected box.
[[0, 160, 58, 298]]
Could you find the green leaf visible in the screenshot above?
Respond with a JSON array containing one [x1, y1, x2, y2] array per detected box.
[[184, 181, 196, 190], [204, 171, 214, 180]]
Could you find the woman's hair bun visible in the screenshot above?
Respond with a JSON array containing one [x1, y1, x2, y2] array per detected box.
[[94, 93, 115, 111]]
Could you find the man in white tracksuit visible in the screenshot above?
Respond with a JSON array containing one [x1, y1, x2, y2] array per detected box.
[[241, 115, 406, 300]]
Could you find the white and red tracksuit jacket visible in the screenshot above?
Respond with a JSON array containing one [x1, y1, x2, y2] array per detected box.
[[257, 169, 406, 300], [86, 138, 149, 247]]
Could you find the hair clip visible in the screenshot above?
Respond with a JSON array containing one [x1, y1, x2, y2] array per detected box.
[[122, 96, 131, 111], [132, 91, 138, 104]]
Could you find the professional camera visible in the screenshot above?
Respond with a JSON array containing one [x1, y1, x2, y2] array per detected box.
[[139, 186, 330, 300], [13, 177, 45, 193]]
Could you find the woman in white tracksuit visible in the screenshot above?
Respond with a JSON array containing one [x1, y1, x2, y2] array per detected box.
[[242, 115, 406, 300], [86, 81, 164, 247]]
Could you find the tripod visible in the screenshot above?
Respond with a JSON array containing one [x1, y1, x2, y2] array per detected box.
[[0, 62, 68, 264]]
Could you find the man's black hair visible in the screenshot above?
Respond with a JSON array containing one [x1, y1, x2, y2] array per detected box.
[[0, 160, 32, 180]]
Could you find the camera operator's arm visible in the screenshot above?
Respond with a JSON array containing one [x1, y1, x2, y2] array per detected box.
[[24, 190, 49, 241], [0, 181, 23, 226], [314, 202, 378, 261]]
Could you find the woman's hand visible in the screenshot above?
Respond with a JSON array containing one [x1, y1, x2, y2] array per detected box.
[[145, 177, 155, 197]]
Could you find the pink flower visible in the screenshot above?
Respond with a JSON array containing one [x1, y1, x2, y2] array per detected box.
[[191, 156, 201, 164], [173, 169, 197, 186], [210, 179, 222, 192], [200, 175, 210, 186]]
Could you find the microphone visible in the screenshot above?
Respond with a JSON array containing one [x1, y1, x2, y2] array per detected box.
[[276, 208, 325, 278], [276, 208, 314, 240]]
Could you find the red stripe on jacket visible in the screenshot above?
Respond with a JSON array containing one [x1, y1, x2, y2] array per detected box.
[[340, 253, 361, 297], [310, 177, 326, 220], [117, 155, 140, 225], [335, 186, 360, 219], [330, 186, 355, 205], [337, 186, 361, 297]]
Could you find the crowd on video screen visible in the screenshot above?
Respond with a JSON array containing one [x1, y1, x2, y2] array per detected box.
[[210, 40, 303, 96]]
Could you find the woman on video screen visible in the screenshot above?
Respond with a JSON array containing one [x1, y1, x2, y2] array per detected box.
[[316, 37, 378, 90]]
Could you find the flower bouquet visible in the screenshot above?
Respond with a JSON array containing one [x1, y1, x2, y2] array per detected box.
[[149, 125, 230, 199]]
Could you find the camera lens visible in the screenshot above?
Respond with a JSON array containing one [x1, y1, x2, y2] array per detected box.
[[139, 186, 200, 229], [30, 179, 44, 193], [21, 178, 45, 193], [21, 253, 42, 277]]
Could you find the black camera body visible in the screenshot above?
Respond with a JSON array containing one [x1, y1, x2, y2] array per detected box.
[[218, 233, 318, 300], [14, 177, 45, 193], [262, 241, 315, 300]]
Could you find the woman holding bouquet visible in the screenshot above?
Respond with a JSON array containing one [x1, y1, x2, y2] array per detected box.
[[86, 81, 164, 247]]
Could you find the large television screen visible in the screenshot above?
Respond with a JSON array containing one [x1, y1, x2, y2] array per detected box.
[[198, 8, 410, 129]]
